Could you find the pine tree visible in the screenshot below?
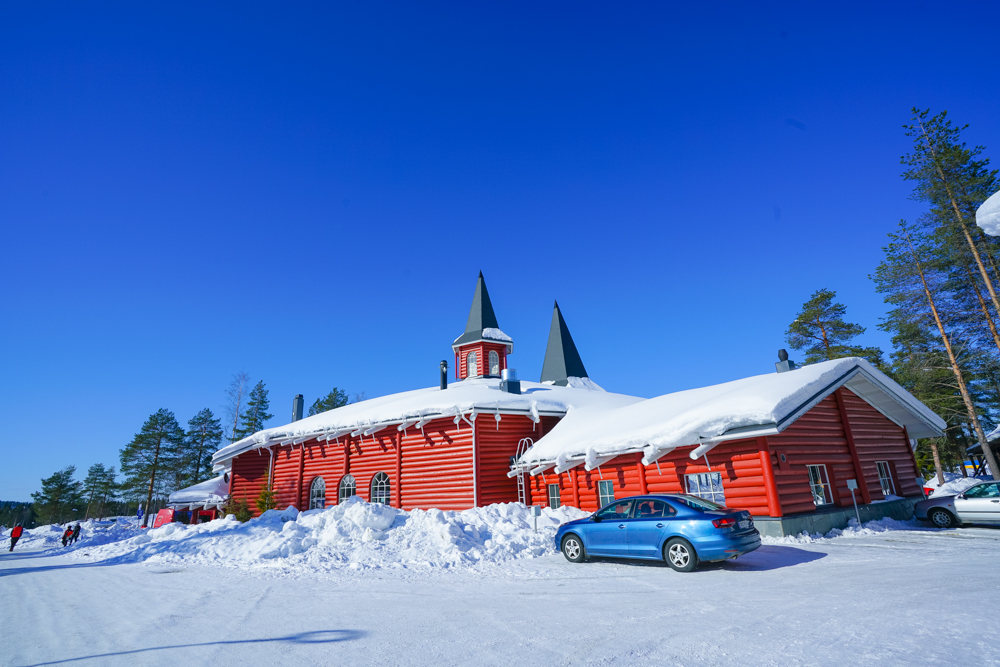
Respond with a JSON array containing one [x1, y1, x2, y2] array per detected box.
[[183, 408, 223, 486], [31, 467, 84, 525], [82, 464, 118, 520], [785, 289, 883, 366], [119, 409, 185, 526], [233, 381, 273, 441], [308, 388, 351, 416]]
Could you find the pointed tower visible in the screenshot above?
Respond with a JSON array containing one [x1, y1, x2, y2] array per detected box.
[[540, 301, 589, 386], [452, 272, 512, 380]]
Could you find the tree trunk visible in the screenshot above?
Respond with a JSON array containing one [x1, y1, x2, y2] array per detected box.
[[905, 233, 1000, 481], [930, 440, 945, 486], [143, 434, 163, 528]]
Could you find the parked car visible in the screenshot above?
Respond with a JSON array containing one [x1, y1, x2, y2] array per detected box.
[[915, 481, 1000, 528], [554, 494, 761, 572]]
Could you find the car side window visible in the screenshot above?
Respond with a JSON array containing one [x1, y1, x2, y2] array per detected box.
[[965, 483, 1000, 498], [634, 499, 675, 519], [595, 500, 634, 520]]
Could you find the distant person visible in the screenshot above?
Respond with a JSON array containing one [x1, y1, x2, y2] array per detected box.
[[72, 523, 81, 544], [61, 526, 73, 547], [9, 524, 23, 551]]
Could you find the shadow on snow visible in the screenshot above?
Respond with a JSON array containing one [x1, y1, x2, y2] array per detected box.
[[582, 545, 826, 572]]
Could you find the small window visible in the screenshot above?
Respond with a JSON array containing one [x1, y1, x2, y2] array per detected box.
[[875, 461, 895, 497], [594, 498, 633, 519], [309, 477, 326, 510], [685, 472, 726, 505], [597, 480, 615, 508], [467, 351, 478, 378], [489, 350, 500, 376], [370, 472, 391, 505], [807, 465, 832, 506], [547, 484, 561, 509], [635, 499, 675, 518], [963, 483, 1000, 498], [338, 474, 356, 504]]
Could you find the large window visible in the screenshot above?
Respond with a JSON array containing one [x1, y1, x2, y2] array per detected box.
[[338, 474, 356, 504], [489, 350, 500, 376], [309, 477, 326, 510], [807, 465, 832, 506], [686, 472, 726, 505], [875, 461, 895, 497], [597, 480, 615, 508], [467, 351, 478, 378], [547, 484, 561, 509], [370, 472, 391, 504]]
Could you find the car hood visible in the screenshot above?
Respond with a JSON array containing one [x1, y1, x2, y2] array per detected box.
[[559, 517, 593, 529]]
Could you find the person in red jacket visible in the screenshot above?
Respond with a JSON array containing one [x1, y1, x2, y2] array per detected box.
[[61, 526, 73, 547], [9, 524, 23, 551]]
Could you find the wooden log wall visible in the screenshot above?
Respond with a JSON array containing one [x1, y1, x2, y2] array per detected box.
[[477, 414, 557, 506], [840, 389, 922, 498], [230, 449, 270, 513]]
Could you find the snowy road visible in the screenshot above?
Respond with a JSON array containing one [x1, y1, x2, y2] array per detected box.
[[2, 525, 999, 667]]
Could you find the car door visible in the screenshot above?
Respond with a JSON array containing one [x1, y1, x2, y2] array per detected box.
[[627, 499, 677, 558], [955, 483, 1000, 523], [584, 499, 635, 556]]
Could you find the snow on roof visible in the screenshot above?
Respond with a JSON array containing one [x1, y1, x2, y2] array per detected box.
[[212, 378, 642, 464], [482, 327, 512, 342], [168, 475, 229, 505], [977, 189, 1000, 236], [519, 358, 946, 469]]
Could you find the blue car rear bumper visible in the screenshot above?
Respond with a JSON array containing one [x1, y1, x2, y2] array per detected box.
[[694, 530, 761, 561]]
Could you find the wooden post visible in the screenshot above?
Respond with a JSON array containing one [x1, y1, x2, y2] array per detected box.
[[296, 444, 306, 510], [636, 453, 647, 495], [570, 468, 580, 509], [395, 431, 403, 509], [757, 437, 782, 517], [834, 389, 872, 504]]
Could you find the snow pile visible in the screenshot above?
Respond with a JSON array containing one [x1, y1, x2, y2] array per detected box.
[[977, 189, 1000, 236], [13, 517, 142, 551], [72, 499, 588, 573], [925, 472, 992, 498], [763, 516, 933, 545]]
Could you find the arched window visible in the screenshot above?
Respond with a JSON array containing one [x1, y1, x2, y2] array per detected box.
[[489, 350, 500, 376], [370, 472, 391, 504], [466, 351, 478, 378], [309, 477, 326, 510], [338, 474, 356, 504]]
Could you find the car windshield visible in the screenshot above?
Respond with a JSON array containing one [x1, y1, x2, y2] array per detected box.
[[670, 495, 727, 511]]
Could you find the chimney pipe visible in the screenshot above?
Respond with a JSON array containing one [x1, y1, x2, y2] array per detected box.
[[440, 360, 448, 390], [775, 349, 797, 373], [292, 394, 304, 421]]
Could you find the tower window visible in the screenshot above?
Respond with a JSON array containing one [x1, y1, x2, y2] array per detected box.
[[489, 350, 500, 376], [467, 351, 478, 378], [309, 477, 326, 510]]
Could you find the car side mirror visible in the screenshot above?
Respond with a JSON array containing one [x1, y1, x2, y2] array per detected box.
[[591, 515, 602, 523]]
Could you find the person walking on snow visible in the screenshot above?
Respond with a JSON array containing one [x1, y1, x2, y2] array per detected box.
[[61, 526, 73, 547], [9, 524, 23, 551], [71, 523, 81, 544]]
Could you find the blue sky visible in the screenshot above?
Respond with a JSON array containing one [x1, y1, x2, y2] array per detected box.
[[2, 1, 998, 501]]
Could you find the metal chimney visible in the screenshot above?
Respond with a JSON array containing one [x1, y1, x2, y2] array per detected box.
[[292, 394, 304, 421], [500, 368, 521, 394], [440, 360, 448, 390], [775, 349, 797, 373]]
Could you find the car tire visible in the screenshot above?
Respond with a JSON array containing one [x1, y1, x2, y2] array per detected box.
[[664, 537, 699, 573], [929, 508, 957, 529], [561, 534, 586, 563]]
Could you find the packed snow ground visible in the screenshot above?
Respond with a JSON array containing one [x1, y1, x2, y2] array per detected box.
[[3, 502, 1000, 666]]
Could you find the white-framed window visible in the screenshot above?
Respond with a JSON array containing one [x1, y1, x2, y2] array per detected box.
[[489, 350, 500, 376], [547, 484, 561, 509], [807, 465, 833, 506], [309, 477, 326, 510], [370, 472, 391, 505], [597, 480, 615, 508], [467, 351, 478, 378], [876, 461, 895, 497], [338, 474, 356, 504], [686, 472, 727, 505]]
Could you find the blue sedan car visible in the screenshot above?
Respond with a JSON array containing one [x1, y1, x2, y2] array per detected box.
[[554, 494, 762, 572]]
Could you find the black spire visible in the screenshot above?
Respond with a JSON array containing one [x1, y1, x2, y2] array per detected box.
[[540, 301, 589, 386], [452, 272, 501, 347]]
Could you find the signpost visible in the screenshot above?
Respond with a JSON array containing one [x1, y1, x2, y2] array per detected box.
[[846, 479, 861, 526], [531, 505, 541, 533]]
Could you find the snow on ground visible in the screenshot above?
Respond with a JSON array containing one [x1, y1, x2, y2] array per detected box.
[[3, 513, 999, 667], [924, 471, 993, 498], [8, 516, 141, 551]]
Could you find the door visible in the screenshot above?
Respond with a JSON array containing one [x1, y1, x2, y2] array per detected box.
[[628, 499, 677, 558], [584, 499, 634, 556], [955, 483, 1000, 523]]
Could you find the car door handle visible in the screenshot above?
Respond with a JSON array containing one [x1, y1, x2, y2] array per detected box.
[[618, 524, 625, 529], [656, 523, 664, 528], [991, 500, 999, 503]]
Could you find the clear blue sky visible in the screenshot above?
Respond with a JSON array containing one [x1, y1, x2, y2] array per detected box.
[[2, 2, 998, 501]]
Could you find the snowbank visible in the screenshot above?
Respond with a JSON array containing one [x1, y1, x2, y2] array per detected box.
[[12, 517, 142, 551], [924, 472, 992, 498], [762, 516, 934, 545], [72, 499, 588, 574]]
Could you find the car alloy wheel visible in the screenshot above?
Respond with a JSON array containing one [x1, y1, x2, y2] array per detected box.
[[562, 535, 586, 563], [929, 508, 956, 529], [664, 537, 699, 572]]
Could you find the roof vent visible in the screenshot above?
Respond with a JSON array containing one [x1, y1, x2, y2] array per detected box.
[[500, 368, 521, 394], [292, 394, 304, 422], [440, 360, 448, 390], [775, 349, 797, 373]]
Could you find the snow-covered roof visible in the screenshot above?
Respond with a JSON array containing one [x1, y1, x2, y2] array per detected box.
[[168, 475, 229, 505], [977, 189, 1000, 236], [212, 377, 643, 464], [518, 358, 946, 472]]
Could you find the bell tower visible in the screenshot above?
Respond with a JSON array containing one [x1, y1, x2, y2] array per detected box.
[[452, 272, 512, 380]]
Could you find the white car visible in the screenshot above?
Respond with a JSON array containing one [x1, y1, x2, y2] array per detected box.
[[914, 481, 1000, 528]]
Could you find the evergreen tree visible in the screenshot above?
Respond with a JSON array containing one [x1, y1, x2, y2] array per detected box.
[[233, 381, 273, 440], [308, 388, 351, 416], [119, 409, 185, 525], [82, 464, 118, 520], [0, 502, 35, 529], [785, 289, 883, 366], [183, 408, 223, 486], [31, 466, 84, 525]]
